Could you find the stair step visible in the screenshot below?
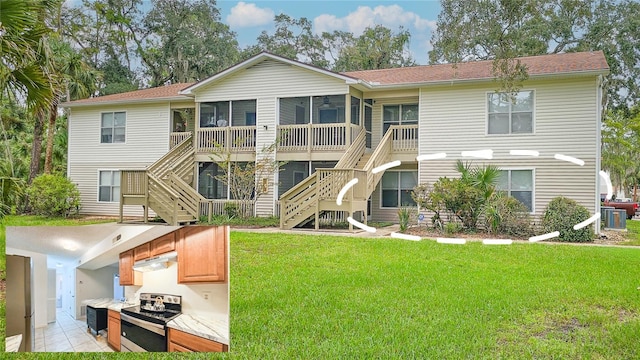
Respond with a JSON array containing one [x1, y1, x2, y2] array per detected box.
[[356, 154, 372, 169]]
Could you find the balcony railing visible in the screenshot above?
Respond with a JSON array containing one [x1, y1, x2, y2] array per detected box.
[[170, 132, 191, 149], [277, 123, 360, 152], [391, 124, 418, 152], [196, 126, 256, 153]]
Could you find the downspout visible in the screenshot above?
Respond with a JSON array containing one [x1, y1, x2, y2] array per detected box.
[[595, 74, 603, 234]]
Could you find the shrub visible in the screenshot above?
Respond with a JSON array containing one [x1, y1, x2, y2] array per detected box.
[[444, 221, 462, 236], [542, 196, 594, 242], [223, 202, 239, 218], [26, 174, 81, 217], [483, 193, 533, 237], [397, 207, 415, 232]]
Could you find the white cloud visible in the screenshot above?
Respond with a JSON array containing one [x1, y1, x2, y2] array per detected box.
[[226, 2, 274, 28], [314, 5, 436, 35]]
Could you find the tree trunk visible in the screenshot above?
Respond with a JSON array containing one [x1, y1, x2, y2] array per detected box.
[[28, 111, 46, 184], [44, 99, 58, 174]]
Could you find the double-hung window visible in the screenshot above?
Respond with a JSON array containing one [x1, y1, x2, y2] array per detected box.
[[98, 170, 120, 202], [488, 91, 533, 134], [381, 171, 417, 208], [496, 170, 534, 212], [383, 104, 418, 134], [101, 112, 126, 143]]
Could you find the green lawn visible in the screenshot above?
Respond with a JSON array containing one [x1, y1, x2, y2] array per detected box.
[[624, 219, 640, 245], [230, 232, 640, 359]]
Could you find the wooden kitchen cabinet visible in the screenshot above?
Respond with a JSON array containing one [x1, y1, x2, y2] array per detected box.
[[150, 232, 176, 256], [177, 226, 227, 283], [133, 242, 151, 261], [167, 328, 228, 352], [118, 250, 142, 286], [107, 310, 120, 351]]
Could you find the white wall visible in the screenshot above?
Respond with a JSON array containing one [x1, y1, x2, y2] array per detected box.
[[124, 263, 228, 321], [75, 267, 117, 318], [5, 247, 49, 328]]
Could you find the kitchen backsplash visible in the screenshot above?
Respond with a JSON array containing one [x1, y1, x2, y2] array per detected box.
[[124, 262, 228, 320]]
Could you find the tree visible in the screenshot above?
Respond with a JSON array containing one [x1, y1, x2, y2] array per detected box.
[[329, 25, 415, 72], [601, 107, 640, 199], [0, 0, 55, 109], [208, 140, 282, 218], [43, 39, 99, 174], [429, 0, 640, 108], [254, 14, 328, 68], [142, 0, 240, 85]]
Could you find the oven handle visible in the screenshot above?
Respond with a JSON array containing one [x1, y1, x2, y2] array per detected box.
[[120, 313, 165, 336]]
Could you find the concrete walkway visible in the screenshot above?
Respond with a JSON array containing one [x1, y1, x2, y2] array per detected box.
[[233, 224, 401, 238]]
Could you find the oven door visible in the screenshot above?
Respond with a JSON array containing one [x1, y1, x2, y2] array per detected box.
[[120, 313, 167, 352]]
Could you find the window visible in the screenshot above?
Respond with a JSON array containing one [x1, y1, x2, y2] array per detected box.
[[488, 91, 533, 134], [383, 104, 418, 133], [245, 112, 256, 126], [101, 112, 126, 143], [351, 96, 361, 125], [497, 170, 534, 211], [381, 171, 417, 208], [200, 101, 229, 127], [98, 170, 120, 202], [198, 163, 227, 199]]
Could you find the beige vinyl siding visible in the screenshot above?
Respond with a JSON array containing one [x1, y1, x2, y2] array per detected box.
[[68, 103, 171, 163], [69, 162, 156, 217], [194, 59, 350, 102], [68, 102, 172, 216], [418, 77, 599, 219], [255, 97, 278, 216]]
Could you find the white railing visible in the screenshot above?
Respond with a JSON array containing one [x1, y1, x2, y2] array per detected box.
[[170, 132, 191, 149], [392, 125, 418, 152], [278, 123, 360, 152], [197, 126, 256, 153], [200, 199, 255, 220]]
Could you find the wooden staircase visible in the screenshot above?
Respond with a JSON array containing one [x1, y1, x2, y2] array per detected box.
[[280, 126, 407, 230], [120, 134, 207, 225]]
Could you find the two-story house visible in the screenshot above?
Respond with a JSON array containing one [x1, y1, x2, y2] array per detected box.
[[62, 51, 608, 230]]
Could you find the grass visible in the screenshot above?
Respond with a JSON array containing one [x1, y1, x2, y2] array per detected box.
[[230, 232, 640, 359], [1, 215, 116, 227], [200, 215, 280, 227], [623, 219, 640, 245]]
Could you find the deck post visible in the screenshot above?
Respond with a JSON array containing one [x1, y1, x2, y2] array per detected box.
[[307, 122, 313, 155]]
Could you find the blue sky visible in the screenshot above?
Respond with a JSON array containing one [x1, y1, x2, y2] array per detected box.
[[217, 1, 442, 64]]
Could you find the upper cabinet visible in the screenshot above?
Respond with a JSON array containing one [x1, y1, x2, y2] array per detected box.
[[119, 250, 142, 286], [151, 232, 176, 256], [177, 226, 227, 283], [133, 242, 151, 262]]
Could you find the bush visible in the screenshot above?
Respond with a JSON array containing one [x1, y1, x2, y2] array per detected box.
[[483, 193, 533, 237], [26, 174, 81, 217], [444, 221, 462, 236], [397, 207, 415, 232], [223, 202, 239, 218], [542, 196, 594, 242]]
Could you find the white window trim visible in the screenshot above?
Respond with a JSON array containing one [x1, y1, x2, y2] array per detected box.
[[485, 90, 536, 136], [382, 103, 419, 134], [99, 111, 127, 144], [497, 167, 536, 214], [379, 170, 418, 209], [96, 169, 121, 203]]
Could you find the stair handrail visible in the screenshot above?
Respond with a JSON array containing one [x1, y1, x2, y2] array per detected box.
[[335, 129, 366, 168], [363, 125, 397, 197], [168, 172, 206, 219], [148, 133, 193, 177], [147, 172, 180, 225]]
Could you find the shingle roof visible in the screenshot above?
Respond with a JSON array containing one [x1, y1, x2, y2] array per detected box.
[[62, 51, 608, 106], [343, 51, 609, 85], [60, 82, 194, 107]]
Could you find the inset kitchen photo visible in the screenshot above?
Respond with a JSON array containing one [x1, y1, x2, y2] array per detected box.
[[5, 225, 229, 353]]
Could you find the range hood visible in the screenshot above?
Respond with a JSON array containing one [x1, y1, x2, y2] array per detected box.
[[132, 251, 177, 272]]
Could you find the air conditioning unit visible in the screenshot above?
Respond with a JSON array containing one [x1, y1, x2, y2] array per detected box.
[[604, 209, 626, 230]]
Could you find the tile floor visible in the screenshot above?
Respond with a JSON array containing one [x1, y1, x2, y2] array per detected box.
[[34, 308, 114, 352]]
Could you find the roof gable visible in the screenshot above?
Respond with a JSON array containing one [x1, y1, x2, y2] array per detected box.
[[179, 52, 359, 95]]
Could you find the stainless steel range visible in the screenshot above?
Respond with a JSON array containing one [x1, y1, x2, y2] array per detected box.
[[120, 293, 182, 352]]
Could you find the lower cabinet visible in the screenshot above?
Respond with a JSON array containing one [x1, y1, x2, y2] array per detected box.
[[167, 328, 228, 352], [107, 310, 121, 351]]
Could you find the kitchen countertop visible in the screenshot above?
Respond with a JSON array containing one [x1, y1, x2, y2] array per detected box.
[[5, 334, 22, 352], [107, 302, 136, 312], [82, 298, 135, 312], [167, 314, 229, 345]]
